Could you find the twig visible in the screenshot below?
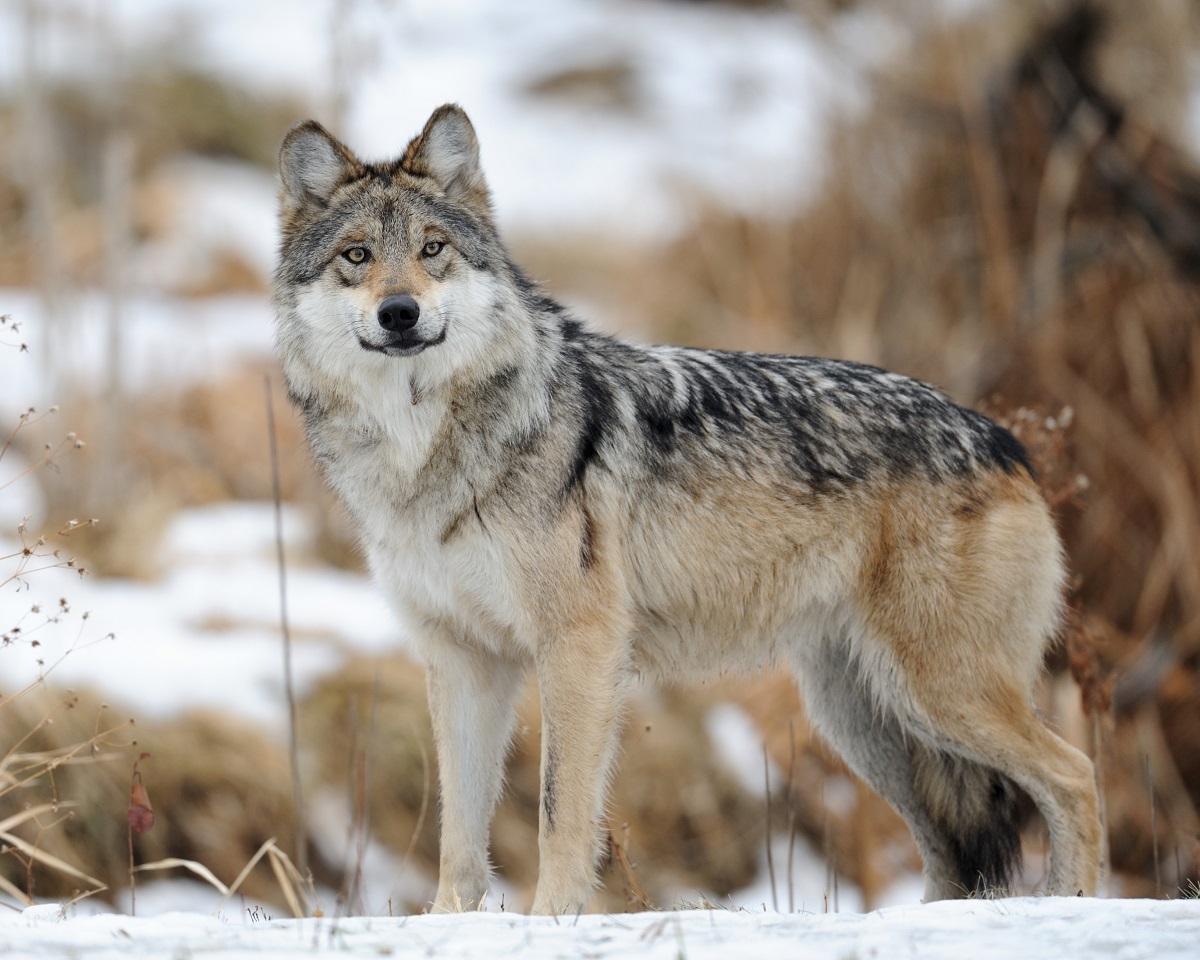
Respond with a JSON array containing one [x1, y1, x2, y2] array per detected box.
[[608, 824, 651, 910], [763, 742, 777, 912], [265, 375, 308, 883], [1145, 749, 1160, 896], [126, 754, 155, 916], [822, 781, 835, 912], [401, 721, 431, 882], [127, 821, 136, 915], [348, 674, 381, 915], [786, 721, 796, 913]]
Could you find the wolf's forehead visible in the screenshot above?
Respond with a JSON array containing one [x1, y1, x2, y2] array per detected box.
[[354, 177, 444, 226], [332, 189, 430, 243]]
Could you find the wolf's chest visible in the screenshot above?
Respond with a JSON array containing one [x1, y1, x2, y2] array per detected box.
[[363, 505, 526, 655], [307, 393, 445, 518], [312, 401, 528, 651]]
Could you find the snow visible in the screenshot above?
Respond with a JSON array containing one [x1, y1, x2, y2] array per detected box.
[[0, 289, 275, 410], [4, 898, 1199, 959], [134, 158, 282, 292], [705, 702, 781, 797], [0, 498, 397, 727]]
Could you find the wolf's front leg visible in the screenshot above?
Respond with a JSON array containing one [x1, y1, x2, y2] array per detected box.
[[425, 644, 524, 912], [530, 633, 628, 915]]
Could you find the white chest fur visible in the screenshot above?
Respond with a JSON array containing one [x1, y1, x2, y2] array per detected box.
[[309, 374, 526, 657]]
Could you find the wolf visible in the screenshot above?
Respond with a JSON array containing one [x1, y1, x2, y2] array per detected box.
[[273, 104, 1103, 914]]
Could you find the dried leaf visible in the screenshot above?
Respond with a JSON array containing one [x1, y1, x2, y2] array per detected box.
[[126, 801, 154, 833], [127, 756, 155, 834]]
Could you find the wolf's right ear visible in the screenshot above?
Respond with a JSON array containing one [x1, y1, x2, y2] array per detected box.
[[278, 121, 361, 212], [401, 105, 492, 221]]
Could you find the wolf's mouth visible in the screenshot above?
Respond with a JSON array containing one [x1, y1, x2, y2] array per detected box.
[[357, 328, 447, 358]]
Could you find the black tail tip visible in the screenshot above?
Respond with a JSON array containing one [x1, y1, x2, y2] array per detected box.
[[948, 772, 1033, 896]]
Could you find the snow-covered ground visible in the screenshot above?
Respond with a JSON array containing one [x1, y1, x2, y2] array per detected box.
[[2, 498, 397, 727], [0, 290, 276, 411], [6, 897, 1200, 960]]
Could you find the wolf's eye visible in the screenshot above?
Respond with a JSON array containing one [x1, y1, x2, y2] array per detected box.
[[422, 240, 445, 258], [343, 247, 369, 264]]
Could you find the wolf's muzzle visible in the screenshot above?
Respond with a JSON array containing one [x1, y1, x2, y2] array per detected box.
[[378, 294, 420, 333], [362, 293, 442, 356]]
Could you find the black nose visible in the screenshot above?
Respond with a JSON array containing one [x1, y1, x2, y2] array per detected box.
[[378, 294, 420, 332]]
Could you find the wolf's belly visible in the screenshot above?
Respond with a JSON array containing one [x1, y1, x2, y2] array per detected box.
[[620, 511, 862, 682]]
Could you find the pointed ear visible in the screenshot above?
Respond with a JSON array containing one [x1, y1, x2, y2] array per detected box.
[[402, 105, 491, 220], [278, 121, 361, 211]]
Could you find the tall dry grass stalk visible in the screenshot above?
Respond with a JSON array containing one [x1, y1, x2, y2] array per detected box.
[[264, 374, 308, 885]]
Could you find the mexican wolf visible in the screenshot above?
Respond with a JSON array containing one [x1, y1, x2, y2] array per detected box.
[[274, 105, 1102, 914]]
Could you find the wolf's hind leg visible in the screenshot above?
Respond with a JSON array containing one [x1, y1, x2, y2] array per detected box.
[[426, 644, 525, 912], [905, 677, 1103, 897], [794, 638, 968, 900]]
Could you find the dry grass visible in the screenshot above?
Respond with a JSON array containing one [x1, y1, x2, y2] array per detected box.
[[2, 316, 126, 908], [0, 685, 324, 908], [0, 59, 306, 290]]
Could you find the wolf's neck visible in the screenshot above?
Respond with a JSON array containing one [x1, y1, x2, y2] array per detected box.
[[310, 330, 553, 471]]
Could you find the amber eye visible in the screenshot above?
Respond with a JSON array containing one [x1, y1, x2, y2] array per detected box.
[[422, 240, 445, 258], [343, 246, 369, 264]]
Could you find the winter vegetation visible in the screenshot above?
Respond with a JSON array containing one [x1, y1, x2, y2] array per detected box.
[[2, 0, 1200, 956]]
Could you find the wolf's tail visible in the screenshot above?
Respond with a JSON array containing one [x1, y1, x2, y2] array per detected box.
[[912, 743, 1032, 895]]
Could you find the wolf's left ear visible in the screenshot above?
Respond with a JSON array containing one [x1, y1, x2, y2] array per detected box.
[[279, 121, 361, 212], [402, 105, 492, 220]]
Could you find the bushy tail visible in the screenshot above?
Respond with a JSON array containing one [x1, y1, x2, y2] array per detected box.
[[912, 745, 1033, 896]]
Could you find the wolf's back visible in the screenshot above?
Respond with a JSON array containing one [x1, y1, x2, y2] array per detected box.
[[552, 318, 1031, 497]]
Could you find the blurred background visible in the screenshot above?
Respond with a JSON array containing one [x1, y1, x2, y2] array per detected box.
[[2, 0, 1199, 916]]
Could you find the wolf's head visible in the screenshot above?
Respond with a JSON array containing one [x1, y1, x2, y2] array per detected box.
[[275, 105, 519, 382]]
